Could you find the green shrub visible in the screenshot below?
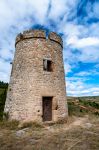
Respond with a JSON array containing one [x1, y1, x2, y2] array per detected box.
[[94, 112, 99, 116], [79, 100, 99, 109], [0, 89, 7, 120], [68, 102, 85, 116], [0, 81, 8, 88]]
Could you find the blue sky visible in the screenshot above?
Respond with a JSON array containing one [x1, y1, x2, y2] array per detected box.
[[0, 0, 99, 96]]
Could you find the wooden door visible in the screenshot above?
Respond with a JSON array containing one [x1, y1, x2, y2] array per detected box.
[[43, 97, 52, 121]]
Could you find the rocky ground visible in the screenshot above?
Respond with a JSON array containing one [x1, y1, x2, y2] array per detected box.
[[0, 115, 99, 150]]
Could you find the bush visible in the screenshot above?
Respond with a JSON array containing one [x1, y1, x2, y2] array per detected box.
[[0, 89, 7, 120], [68, 102, 86, 116], [0, 81, 8, 88], [79, 100, 99, 109]]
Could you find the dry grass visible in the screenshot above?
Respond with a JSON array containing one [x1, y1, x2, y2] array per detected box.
[[0, 115, 99, 150], [0, 120, 19, 130], [18, 121, 44, 130], [0, 97, 99, 149]]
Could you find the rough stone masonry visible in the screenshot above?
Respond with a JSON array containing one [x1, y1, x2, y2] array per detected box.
[[4, 29, 68, 122]]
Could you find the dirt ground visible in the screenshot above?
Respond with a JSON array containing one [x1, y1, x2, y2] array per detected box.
[[0, 115, 99, 150]]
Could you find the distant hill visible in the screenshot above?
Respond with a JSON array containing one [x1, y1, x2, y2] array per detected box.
[[67, 96, 99, 102], [67, 96, 99, 116]]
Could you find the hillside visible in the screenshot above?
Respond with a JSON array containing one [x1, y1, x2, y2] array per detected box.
[[67, 96, 99, 102], [67, 96, 99, 117]]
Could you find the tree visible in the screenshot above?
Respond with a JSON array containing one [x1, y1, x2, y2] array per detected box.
[[0, 81, 8, 120]]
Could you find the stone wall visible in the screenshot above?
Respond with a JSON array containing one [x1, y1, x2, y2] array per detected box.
[[4, 30, 68, 122]]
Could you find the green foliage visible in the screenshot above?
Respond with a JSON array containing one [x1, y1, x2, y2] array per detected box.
[[0, 81, 8, 120], [0, 81, 8, 89], [0, 89, 7, 120], [68, 96, 99, 117], [79, 99, 99, 109], [68, 102, 88, 117], [94, 112, 99, 115]]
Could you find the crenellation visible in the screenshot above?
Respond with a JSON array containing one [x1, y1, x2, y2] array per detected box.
[[23, 29, 46, 38], [48, 32, 63, 47], [15, 30, 63, 48]]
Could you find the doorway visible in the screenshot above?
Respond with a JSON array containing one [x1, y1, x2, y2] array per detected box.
[[42, 97, 52, 121]]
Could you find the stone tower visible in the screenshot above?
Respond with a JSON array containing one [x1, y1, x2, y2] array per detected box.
[[4, 30, 68, 122]]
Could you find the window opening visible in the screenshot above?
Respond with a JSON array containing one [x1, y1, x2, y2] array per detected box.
[[43, 59, 53, 72]]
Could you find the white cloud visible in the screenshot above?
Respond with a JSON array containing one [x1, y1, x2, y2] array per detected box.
[[74, 71, 90, 77], [0, 71, 10, 83], [74, 70, 99, 77], [92, 2, 99, 18], [63, 23, 99, 49], [0, 59, 11, 82], [0, 49, 13, 60], [62, 22, 99, 64], [0, 59, 11, 73], [0, 0, 49, 27], [66, 77, 99, 96], [88, 23, 99, 37], [48, 0, 77, 21], [79, 46, 99, 63], [67, 37, 99, 48], [64, 63, 72, 74], [48, 0, 68, 21]]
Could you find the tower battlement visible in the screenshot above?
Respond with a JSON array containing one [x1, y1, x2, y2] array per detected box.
[[15, 30, 63, 47]]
